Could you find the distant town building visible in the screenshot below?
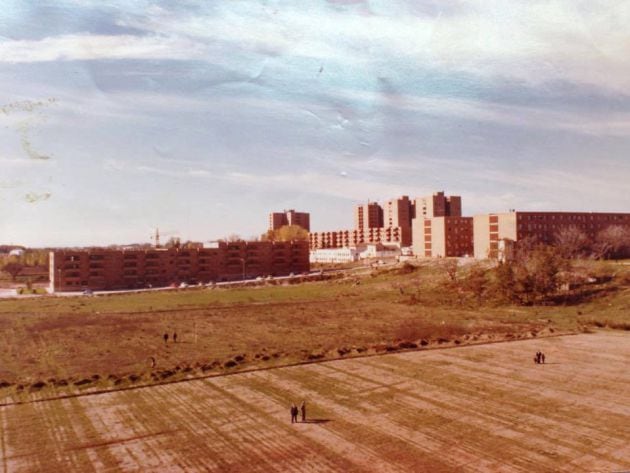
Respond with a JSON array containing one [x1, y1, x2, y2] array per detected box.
[[473, 211, 630, 259], [50, 240, 309, 292], [269, 210, 310, 232]]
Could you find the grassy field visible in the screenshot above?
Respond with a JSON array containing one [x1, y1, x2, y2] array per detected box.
[[0, 260, 628, 400], [0, 331, 628, 472]]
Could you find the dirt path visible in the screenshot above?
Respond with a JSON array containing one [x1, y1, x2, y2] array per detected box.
[[0, 331, 628, 472]]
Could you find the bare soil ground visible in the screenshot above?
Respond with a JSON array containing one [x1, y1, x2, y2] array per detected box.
[[1, 331, 628, 472]]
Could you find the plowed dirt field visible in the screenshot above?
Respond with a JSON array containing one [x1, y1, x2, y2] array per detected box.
[[1, 331, 628, 472]]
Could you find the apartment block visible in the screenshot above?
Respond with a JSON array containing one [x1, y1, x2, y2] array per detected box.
[[269, 210, 310, 231], [412, 216, 473, 257], [384, 196, 413, 246], [355, 202, 383, 230], [410, 191, 469, 257], [473, 211, 630, 259], [310, 191, 463, 251], [50, 240, 309, 292], [414, 191, 462, 219], [308, 226, 405, 249]]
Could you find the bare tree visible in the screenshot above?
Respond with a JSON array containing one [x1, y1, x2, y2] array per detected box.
[[442, 259, 459, 282], [225, 234, 242, 242], [593, 225, 630, 260], [554, 225, 590, 258], [1, 262, 24, 281], [164, 237, 181, 248]]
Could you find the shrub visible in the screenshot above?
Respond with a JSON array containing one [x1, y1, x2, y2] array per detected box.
[[30, 381, 46, 390]]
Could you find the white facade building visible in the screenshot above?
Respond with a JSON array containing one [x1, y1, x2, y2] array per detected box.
[[359, 244, 401, 259], [310, 247, 359, 264]]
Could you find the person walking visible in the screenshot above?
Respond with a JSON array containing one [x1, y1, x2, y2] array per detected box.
[[541, 352, 546, 364], [300, 400, 306, 423], [290, 403, 298, 424], [173, 332, 178, 343], [163, 333, 169, 344]]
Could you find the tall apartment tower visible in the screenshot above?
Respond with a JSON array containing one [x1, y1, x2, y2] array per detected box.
[[415, 191, 462, 218], [268, 210, 310, 232], [384, 196, 413, 228], [383, 196, 413, 246], [355, 202, 383, 230]]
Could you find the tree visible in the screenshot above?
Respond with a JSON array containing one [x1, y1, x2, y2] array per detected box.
[[463, 264, 488, 305], [554, 225, 590, 258], [442, 259, 459, 282], [225, 234, 243, 242], [523, 245, 566, 301], [262, 225, 308, 242], [1, 262, 24, 281], [593, 225, 630, 260], [489, 244, 568, 305], [164, 237, 181, 249]]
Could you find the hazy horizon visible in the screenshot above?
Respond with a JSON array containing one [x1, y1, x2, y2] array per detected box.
[[2, 1, 630, 247]]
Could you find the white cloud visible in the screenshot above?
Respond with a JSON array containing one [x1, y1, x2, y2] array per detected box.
[[0, 34, 206, 63]]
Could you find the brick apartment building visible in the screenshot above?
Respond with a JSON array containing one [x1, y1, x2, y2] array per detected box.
[[473, 211, 630, 259], [309, 191, 464, 251], [410, 192, 471, 257], [355, 202, 383, 230], [50, 240, 309, 292], [269, 210, 310, 232], [412, 216, 474, 257], [309, 226, 406, 249]]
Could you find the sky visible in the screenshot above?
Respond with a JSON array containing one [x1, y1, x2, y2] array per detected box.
[[1, 0, 630, 247]]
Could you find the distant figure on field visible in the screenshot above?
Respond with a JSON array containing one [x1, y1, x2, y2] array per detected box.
[[163, 333, 169, 344], [150, 356, 156, 368], [300, 400, 306, 422], [290, 404, 298, 424], [541, 352, 546, 364], [173, 332, 178, 343]]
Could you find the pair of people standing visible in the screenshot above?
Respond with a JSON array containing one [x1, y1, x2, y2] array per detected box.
[[534, 351, 546, 364], [163, 332, 177, 344], [290, 401, 306, 423]]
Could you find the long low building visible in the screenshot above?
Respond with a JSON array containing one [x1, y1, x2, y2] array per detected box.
[[474, 211, 630, 259], [50, 240, 309, 292], [309, 226, 406, 249]]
